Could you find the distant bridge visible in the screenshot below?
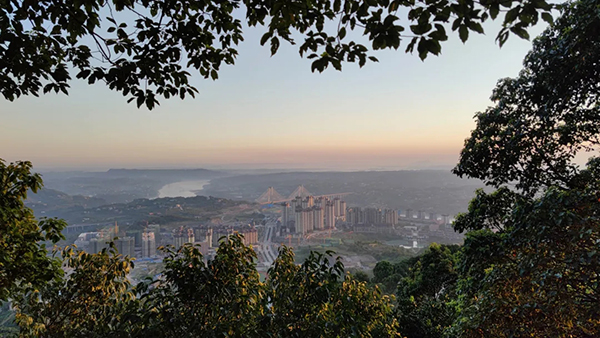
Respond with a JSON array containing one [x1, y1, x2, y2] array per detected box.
[[256, 185, 353, 204]]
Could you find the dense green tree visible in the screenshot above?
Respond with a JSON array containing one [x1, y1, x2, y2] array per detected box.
[[350, 270, 371, 284], [266, 247, 399, 337], [373, 260, 395, 283], [453, 0, 600, 196], [371, 258, 415, 294], [0, 159, 66, 301], [452, 162, 600, 337], [14, 244, 137, 337], [451, 0, 600, 336], [139, 236, 265, 337], [11, 233, 401, 337], [395, 243, 459, 338], [1, 0, 554, 109]]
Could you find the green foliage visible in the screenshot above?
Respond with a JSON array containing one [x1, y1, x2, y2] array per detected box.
[[450, 1, 600, 336], [452, 168, 600, 337], [1, 0, 553, 109], [140, 236, 265, 337], [453, 0, 600, 195], [395, 244, 460, 338], [14, 244, 136, 337], [453, 188, 521, 233], [351, 270, 371, 284], [373, 260, 395, 283], [267, 247, 399, 337], [0, 159, 66, 301], [371, 258, 416, 294], [10, 233, 401, 337]]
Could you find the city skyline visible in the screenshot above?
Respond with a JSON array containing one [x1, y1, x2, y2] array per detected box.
[[1, 21, 547, 170]]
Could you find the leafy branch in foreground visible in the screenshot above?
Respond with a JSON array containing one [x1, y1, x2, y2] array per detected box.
[[1, 0, 553, 109], [12, 234, 400, 337], [0, 159, 66, 302]]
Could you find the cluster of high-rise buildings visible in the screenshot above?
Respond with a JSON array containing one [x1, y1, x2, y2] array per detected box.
[[172, 226, 196, 249], [346, 207, 398, 226], [172, 224, 258, 255], [76, 222, 259, 258], [75, 223, 160, 258], [281, 196, 347, 235], [140, 231, 156, 257]]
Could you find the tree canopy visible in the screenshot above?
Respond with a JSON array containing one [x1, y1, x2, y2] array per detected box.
[[453, 0, 600, 195], [0, 159, 66, 301], [450, 0, 600, 335], [1, 0, 553, 109], [11, 235, 400, 337]]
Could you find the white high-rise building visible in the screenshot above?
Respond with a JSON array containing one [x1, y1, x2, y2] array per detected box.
[[303, 208, 313, 233], [282, 203, 291, 227], [333, 198, 341, 217], [384, 209, 398, 225], [313, 207, 324, 230], [325, 201, 335, 229], [141, 232, 156, 257], [294, 196, 303, 208]]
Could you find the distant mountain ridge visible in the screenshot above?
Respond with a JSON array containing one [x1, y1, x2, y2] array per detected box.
[[105, 168, 223, 178], [26, 188, 107, 213], [39, 168, 228, 204], [26, 187, 254, 230]]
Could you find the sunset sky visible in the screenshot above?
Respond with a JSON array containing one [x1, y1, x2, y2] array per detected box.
[[0, 19, 547, 171]]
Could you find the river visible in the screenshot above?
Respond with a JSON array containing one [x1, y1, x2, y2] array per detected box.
[[156, 180, 211, 198]]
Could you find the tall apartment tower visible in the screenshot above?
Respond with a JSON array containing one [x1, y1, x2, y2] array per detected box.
[[384, 209, 398, 225], [141, 232, 156, 257], [364, 208, 380, 225], [116, 237, 135, 256], [313, 206, 324, 230], [294, 196, 303, 208], [307, 196, 314, 207], [317, 197, 327, 208], [295, 206, 304, 234], [348, 207, 364, 224], [325, 201, 335, 229], [91, 238, 108, 254], [205, 228, 213, 248], [127, 230, 143, 248], [347, 208, 357, 224], [282, 203, 291, 227], [148, 224, 161, 247], [173, 228, 195, 249], [333, 198, 341, 217], [339, 201, 347, 221], [303, 208, 313, 233], [194, 228, 213, 248]]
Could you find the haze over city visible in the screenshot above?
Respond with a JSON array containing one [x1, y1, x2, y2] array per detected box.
[[1, 21, 545, 171]]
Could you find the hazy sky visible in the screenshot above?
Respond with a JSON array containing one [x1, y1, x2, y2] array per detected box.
[[0, 16, 547, 171]]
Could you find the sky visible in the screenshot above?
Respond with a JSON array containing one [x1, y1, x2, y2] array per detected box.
[[0, 13, 548, 171]]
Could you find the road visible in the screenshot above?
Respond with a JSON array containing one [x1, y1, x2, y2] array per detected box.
[[259, 219, 278, 266]]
